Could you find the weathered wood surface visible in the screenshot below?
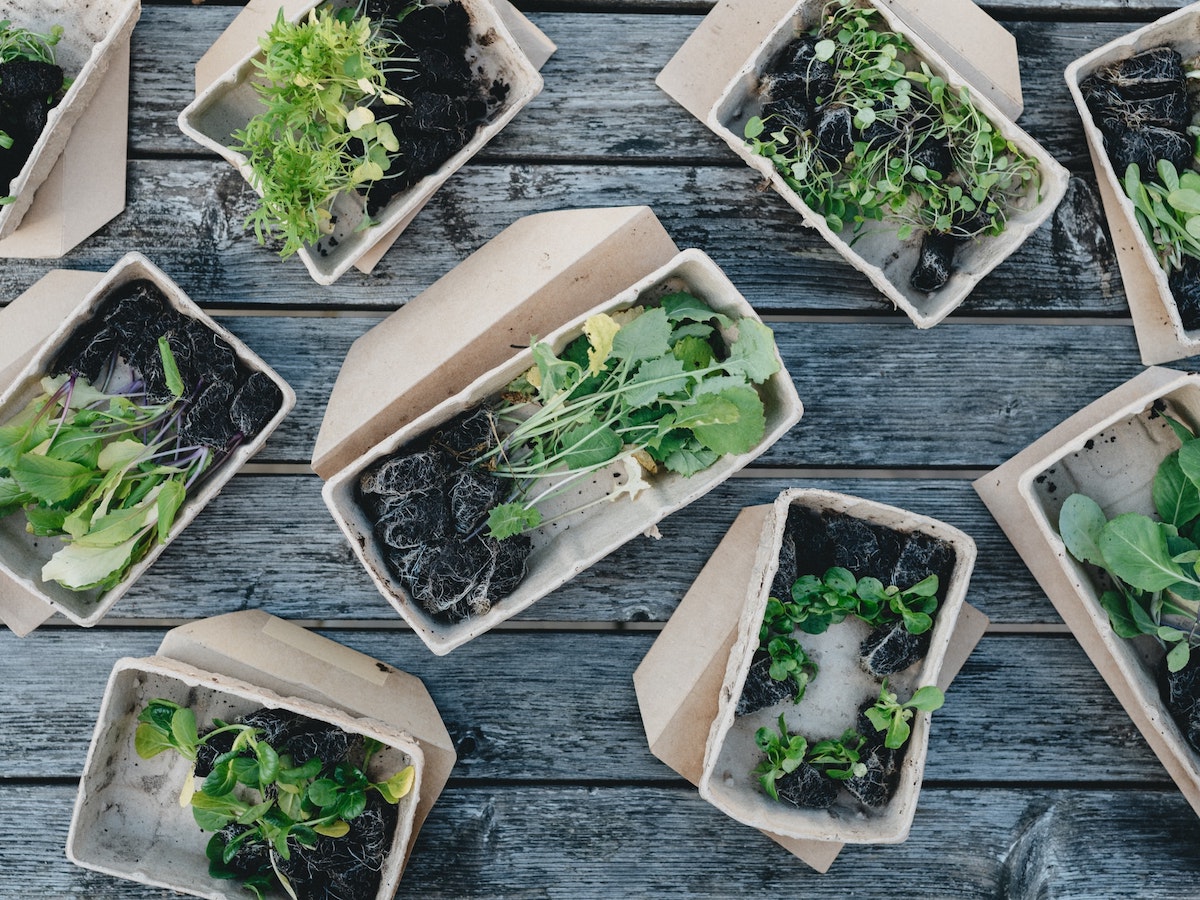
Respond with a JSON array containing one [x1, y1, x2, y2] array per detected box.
[[5, 0, 1200, 896], [211, 315, 1145, 468], [0, 630, 1159, 782], [90, 476, 1053, 624], [7, 782, 1200, 898]]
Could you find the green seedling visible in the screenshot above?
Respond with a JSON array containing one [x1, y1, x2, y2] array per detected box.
[[863, 679, 945, 749]]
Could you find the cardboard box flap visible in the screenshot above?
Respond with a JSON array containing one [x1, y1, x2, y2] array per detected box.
[[311, 205, 681, 479], [0, 269, 108, 635], [973, 366, 1200, 818], [635, 499, 988, 873], [658, 0, 1021, 124], [196, 0, 554, 95], [157, 610, 455, 858]]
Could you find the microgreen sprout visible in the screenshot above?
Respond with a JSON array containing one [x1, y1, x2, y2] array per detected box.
[[757, 596, 819, 701], [744, 0, 1040, 244], [476, 293, 781, 540], [0, 19, 63, 65], [783, 566, 939, 635], [1123, 160, 1200, 274], [753, 715, 868, 801], [233, 5, 415, 258], [1057, 415, 1200, 672], [135, 699, 415, 900], [863, 679, 945, 749]]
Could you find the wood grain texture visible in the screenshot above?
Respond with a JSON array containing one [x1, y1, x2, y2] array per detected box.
[[0, 160, 1124, 315], [0, 630, 1163, 783], [8, 781, 1200, 898], [86, 476, 1052, 625], [207, 316, 1146, 468]]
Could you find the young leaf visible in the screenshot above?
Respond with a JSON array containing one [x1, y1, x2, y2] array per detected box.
[[134, 722, 176, 759], [41, 533, 142, 590], [156, 479, 187, 543], [1155, 452, 1200, 527], [725, 319, 781, 384], [624, 355, 690, 407], [1099, 589, 1143, 639], [611, 307, 672, 363], [313, 820, 351, 838], [376, 764, 416, 804], [558, 419, 623, 469], [1098, 513, 1190, 592], [171, 708, 199, 752], [158, 336, 186, 399], [906, 685, 945, 711], [486, 502, 541, 540], [9, 453, 93, 504], [1168, 641, 1192, 672], [1058, 493, 1108, 568]]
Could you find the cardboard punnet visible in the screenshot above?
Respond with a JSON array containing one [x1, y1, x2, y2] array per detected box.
[[657, 0, 1068, 329], [0, 254, 296, 635], [0, 0, 140, 242], [178, 0, 553, 286], [1065, 5, 1200, 365], [312, 206, 683, 480], [322, 243, 804, 655], [635, 491, 984, 871], [66, 618, 443, 899], [974, 366, 1200, 819]]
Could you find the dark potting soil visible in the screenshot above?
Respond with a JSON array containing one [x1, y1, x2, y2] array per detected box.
[[359, 0, 506, 215], [775, 759, 839, 809], [0, 59, 65, 191], [909, 230, 956, 293], [49, 279, 283, 452], [1170, 256, 1200, 332], [860, 619, 931, 677], [1159, 654, 1200, 753], [736, 650, 799, 716], [357, 406, 532, 624], [197, 706, 398, 900], [843, 741, 898, 807]]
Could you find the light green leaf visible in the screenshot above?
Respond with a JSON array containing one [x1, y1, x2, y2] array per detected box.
[[1169, 188, 1200, 215], [156, 480, 187, 543], [611, 307, 671, 364], [171, 708, 198, 750], [76, 502, 156, 548], [531, 341, 580, 399], [1168, 641, 1192, 672], [10, 453, 93, 504], [1098, 513, 1191, 592], [672, 393, 740, 431], [1155, 452, 1200, 527], [672, 335, 715, 372], [906, 685, 945, 712], [1058, 493, 1108, 567], [158, 337, 185, 399], [691, 386, 766, 456], [660, 292, 732, 329], [662, 444, 718, 476], [97, 439, 148, 472], [1178, 439, 1200, 489], [376, 764, 416, 804], [134, 722, 174, 759], [0, 476, 32, 512], [41, 532, 141, 590], [725, 318, 780, 384], [486, 502, 541, 540], [624, 355, 690, 407]]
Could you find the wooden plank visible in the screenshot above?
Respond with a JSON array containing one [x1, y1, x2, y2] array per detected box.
[[204, 316, 1145, 468], [94, 475, 1055, 624], [0, 631, 1165, 782], [131, 9, 1130, 169], [7, 781, 1200, 897], [0, 160, 1124, 315]]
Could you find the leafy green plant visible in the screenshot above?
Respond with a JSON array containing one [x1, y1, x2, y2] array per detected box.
[[757, 596, 819, 701], [783, 566, 939, 635], [0, 343, 206, 591], [863, 679, 945, 749], [753, 715, 867, 800], [1057, 415, 1200, 672], [477, 292, 781, 539], [232, 5, 412, 258], [0, 18, 66, 205], [744, 0, 1039, 243], [1123, 160, 1200, 274], [135, 698, 415, 900]]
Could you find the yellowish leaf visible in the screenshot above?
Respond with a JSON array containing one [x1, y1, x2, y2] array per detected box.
[[583, 314, 620, 376]]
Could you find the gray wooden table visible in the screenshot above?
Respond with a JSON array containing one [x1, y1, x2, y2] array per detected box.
[[2, 0, 1197, 896]]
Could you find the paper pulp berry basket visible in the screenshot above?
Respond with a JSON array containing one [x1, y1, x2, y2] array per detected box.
[[0, 0, 141, 240], [322, 229, 803, 654], [178, 0, 549, 285], [0, 253, 295, 635], [659, 0, 1068, 327], [68, 611, 456, 898]]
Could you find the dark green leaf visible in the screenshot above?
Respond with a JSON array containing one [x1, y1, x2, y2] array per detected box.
[[1179, 439, 1200, 488], [1100, 590, 1142, 638], [624, 355, 690, 407], [203, 761, 238, 797], [662, 444, 718, 477], [1156, 452, 1200, 526], [307, 778, 341, 808], [24, 506, 67, 536], [557, 419, 622, 469], [660, 292, 733, 329]]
